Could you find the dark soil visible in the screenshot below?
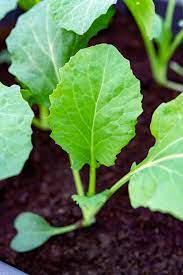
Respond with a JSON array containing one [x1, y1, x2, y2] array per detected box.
[[0, 10, 183, 275]]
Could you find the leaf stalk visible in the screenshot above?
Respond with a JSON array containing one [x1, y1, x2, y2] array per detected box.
[[88, 165, 96, 196], [32, 105, 50, 131], [72, 170, 85, 196]]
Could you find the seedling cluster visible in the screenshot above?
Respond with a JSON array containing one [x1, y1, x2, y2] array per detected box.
[[0, 0, 183, 252]]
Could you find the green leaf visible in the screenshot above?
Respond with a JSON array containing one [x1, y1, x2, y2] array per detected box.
[[18, 0, 41, 10], [124, 0, 155, 39], [11, 212, 54, 252], [83, 6, 115, 41], [51, 0, 117, 35], [129, 94, 183, 221], [0, 0, 17, 21], [73, 190, 111, 226], [0, 83, 33, 180], [7, 1, 114, 107], [49, 44, 142, 170]]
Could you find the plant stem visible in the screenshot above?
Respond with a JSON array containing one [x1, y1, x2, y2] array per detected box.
[[32, 105, 50, 131], [51, 170, 130, 237], [52, 220, 83, 236], [69, 156, 84, 196], [168, 29, 183, 60], [109, 171, 132, 196], [40, 105, 50, 129], [72, 169, 84, 196], [165, 0, 176, 30], [133, 15, 158, 83], [88, 165, 96, 197], [163, 80, 183, 92], [170, 62, 183, 77]]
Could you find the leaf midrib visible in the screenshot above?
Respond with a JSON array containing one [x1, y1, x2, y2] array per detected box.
[[133, 153, 183, 176], [90, 47, 109, 165]]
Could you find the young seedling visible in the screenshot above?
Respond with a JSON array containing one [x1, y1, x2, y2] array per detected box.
[[124, 0, 183, 92], [0, 83, 33, 180], [11, 44, 183, 253], [6, 0, 181, 134], [52, 0, 183, 92]]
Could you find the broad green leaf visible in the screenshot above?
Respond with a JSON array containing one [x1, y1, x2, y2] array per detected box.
[[51, 0, 117, 35], [129, 94, 183, 221], [73, 190, 111, 226], [0, 0, 17, 20], [7, 1, 114, 107], [0, 83, 33, 180], [18, 0, 41, 10], [11, 212, 54, 252], [49, 44, 142, 170], [124, 0, 155, 39]]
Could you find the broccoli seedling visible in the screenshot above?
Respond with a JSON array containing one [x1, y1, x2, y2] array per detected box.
[[11, 45, 183, 252]]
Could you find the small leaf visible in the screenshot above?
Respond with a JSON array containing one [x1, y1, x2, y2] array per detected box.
[[0, 0, 17, 21], [51, 0, 117, 35], [49, 44, 142, 170], [129, 94, 183, 221], [0, 83, 33, 180], [11, 212, 55, 252], [124, 0, 155, 39], [7, 0, 114, 107], [73, 190, 111, 225]]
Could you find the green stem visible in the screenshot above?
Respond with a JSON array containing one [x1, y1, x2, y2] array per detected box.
[[69, 156, 84, 196], [163, 80, 183, 92], [52, 220, 83, 235], [131, 13, 158, 82], [170, 62, 183, 77], [168, 29, 183, 60], [39, 105, 50, 129], [51, 169, 138, 237], [165, 0, 176, 30], [72, 169, 84, 196], [32, 106, 50, 131], [88, 165, 96, 197], [110, 171, 132, 196]]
